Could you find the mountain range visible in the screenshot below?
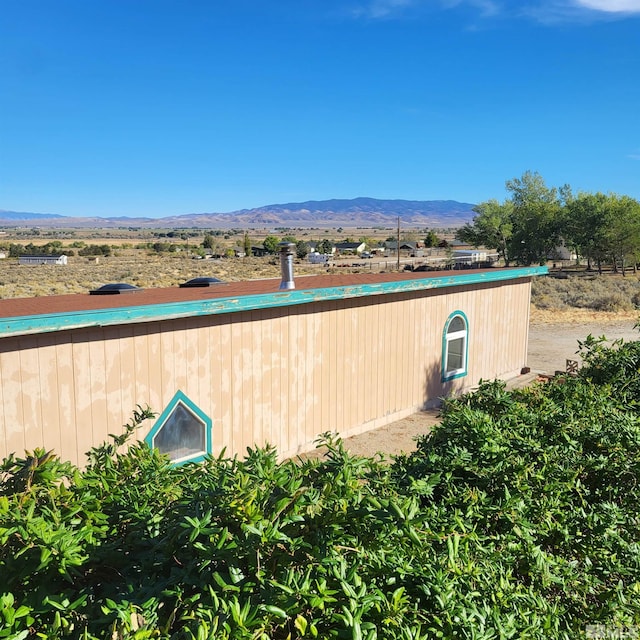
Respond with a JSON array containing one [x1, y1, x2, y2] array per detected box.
[[0, 198, 476, 229]]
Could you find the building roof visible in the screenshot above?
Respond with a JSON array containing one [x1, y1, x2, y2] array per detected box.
[[19, 254, 66, 259], [385, 241, 417, 250], [0, 267, 547, 338], [334, 242, 364, 250]]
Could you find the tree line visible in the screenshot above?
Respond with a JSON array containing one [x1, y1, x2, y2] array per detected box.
[[456, 170, 640, 274]]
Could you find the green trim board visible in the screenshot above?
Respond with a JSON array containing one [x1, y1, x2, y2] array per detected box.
[[145, 390, 212, 465], [0, 266, 547, 338]]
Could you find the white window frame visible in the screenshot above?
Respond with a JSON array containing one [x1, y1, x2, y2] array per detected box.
[[442, 311, 469, 382]]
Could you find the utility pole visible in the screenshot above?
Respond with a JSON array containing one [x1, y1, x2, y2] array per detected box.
[[397, 216, 401, 272]]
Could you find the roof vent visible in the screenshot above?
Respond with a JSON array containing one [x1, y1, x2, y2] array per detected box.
[[179, 277, 226, 288], [278, 242, 296, 290], [89, 283, 143, 295]]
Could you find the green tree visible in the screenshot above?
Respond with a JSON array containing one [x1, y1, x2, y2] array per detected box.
[[202, 233, 215, 250], [263, 235, 279, 254], [506, 170, 564, 265], [604, 194, 640, 276], [423, 230, 440, 248], [456, 199, 513, 265], [243, 231, 251, 257], [317, 238, 333, 255], [296, 240, 309, 259], [561, 191, 609, 271]]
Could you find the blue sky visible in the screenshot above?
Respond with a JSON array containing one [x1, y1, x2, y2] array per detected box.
[[1, 0, 639, 218]]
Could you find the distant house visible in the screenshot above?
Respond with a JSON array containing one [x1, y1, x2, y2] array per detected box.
[[251, 246, 269, 257], [334, 242, 366, 254], [550, 240, 577, 262], [384, 241, 418, 255], [19, 254, 68, 266]]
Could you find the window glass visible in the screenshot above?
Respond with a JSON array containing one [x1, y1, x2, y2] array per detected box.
[[448, 316, 465, 333], [446, 336, 465, 372], [153, 402, 206, 462]]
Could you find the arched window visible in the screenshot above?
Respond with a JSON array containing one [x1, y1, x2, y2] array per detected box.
[[442, 312, 468, 382], [145, 391, 212, 465]]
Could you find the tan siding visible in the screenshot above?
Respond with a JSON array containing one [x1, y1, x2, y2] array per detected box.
[[1, 342, 25, 456], [17, 342, 42, 453], [288, 308, 305, 452], [36, 336, 61, 455], [54, 339, 77, 463], [145, 325, 163, 423], [241, 314, 256, 450], [88, 330, 109, 446], [304, 307, 319, 447], [116, 327, 135, 433], [70, 335, 93, 462], [102, 327, 122, 442], [0, 347, 6, 456]]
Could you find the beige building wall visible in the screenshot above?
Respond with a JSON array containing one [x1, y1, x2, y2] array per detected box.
[[0, 278, 531, 466]]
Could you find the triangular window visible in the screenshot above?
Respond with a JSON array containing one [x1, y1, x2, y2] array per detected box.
[[145, 391, 211, 464]]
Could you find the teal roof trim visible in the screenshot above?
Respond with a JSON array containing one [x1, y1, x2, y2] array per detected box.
[[0, 266, 547, 338]]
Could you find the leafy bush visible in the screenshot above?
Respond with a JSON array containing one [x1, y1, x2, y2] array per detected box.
[[2, 341, 640, 638], [77, 244, 112, 257]]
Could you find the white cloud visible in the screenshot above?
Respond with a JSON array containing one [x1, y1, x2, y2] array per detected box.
[[573, 0, 640, 12], [349, 0, 640, 21], [351, 0, 501, 19], [351, 0, 415, 19], [444, 0, 501, 15]]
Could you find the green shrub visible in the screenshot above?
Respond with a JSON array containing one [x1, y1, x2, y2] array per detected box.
[[2, 341, 640, 638]]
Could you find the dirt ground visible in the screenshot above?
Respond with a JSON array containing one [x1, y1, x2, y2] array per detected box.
[[310, 309, 640, 460]]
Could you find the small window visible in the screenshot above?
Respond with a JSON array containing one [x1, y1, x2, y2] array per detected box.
[[145, 391, 212, 464], [442, 312, 468, 382]]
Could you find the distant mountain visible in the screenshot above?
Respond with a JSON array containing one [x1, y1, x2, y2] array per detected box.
[[0, 198, 476, 229], [0, 210, 65, 220]]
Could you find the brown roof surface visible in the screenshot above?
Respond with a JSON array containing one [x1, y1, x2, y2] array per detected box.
[[0, 269, 504, 319]]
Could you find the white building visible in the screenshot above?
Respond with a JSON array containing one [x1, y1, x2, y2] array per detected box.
[[18, 254, 68, 266]]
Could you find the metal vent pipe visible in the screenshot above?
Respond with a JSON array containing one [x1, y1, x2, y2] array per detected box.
[[278, 242, 296, 290]]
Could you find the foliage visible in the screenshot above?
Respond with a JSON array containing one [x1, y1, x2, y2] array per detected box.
[[459, 170, 640, 270], [8, 241, 76, 258], [317, 238, 333, 255], [151, 242, 178, 253], [295, 240, 309, 260], [3, 342, 640, 637], [423, 230, 440, 248], [505, 170, 565, 265], [562, 192, 610, 271], [243, 232, 252, 257], [263, 235, 280, 254], [77, 244, 112, 257], [456, 199, 513, 265], [202, 233, 216, 250]]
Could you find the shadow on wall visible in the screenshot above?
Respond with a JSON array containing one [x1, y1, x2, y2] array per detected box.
[[422, 357, 464, 410]]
